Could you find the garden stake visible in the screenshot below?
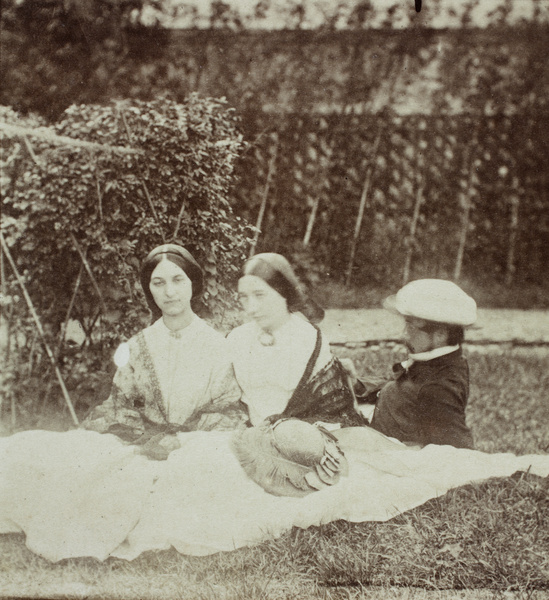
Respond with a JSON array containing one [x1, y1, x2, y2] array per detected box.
[[41, 278, 86, 413], [345, 129, 381, 286], [505, 188, 519, 286], [303, 196, 320, 247], [117, 107, 166, 242], [249, 141, 278, 258], [172, 196, 187, 241], [0, 248, 6, 420], [69, 233, 106, 313], [0, 121, 140, 155], [54, 263, 84, 363], [454, 124, 479, 281], [22, 135, 43, 167], [303, 133, 333, 247], [0, 232, 79, 426], [94, 165, 104, 224], [402, 179, 424, 285], [11, 392, 16, 429]]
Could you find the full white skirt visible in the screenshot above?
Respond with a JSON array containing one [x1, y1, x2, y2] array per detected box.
[[1, 428, 548, 562]]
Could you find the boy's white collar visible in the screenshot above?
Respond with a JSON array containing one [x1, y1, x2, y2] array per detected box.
[[402, 345, 460, 370]]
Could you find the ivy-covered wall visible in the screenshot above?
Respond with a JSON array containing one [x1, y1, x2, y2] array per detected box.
[[2, 25, 549, 291]]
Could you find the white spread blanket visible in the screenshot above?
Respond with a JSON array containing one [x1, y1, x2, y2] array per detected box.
[[1, 429, 548, 562]]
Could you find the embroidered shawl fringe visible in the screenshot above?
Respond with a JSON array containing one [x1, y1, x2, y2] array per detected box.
[[231, 424, 347, 498], [282, 357, 367, 427]]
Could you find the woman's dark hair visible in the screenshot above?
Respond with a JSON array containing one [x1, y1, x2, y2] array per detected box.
[[140, 244, 203, 322], [243, 253, 324, 324]]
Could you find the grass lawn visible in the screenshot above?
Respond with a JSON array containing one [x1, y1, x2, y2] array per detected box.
[[1, 347, 548, 600]]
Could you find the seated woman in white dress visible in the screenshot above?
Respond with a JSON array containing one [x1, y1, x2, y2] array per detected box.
[[82, 244, 246, 457], [227, 253, 365, 428], [2, 249, 548, 563]]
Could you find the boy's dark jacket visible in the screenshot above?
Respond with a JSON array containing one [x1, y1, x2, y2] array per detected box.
[[365, 349, 473, 449]]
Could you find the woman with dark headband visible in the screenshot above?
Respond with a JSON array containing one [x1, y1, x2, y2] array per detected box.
[[228, 253, 365, 428], [4, 250, 548, 564], [82, 244, 246, 457]]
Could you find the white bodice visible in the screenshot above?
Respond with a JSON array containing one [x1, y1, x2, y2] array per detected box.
[[143, 316, 231, 424], [227, 314, 332, 425]]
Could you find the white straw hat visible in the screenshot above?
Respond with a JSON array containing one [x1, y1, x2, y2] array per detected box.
[[383, 279, 477, 327]]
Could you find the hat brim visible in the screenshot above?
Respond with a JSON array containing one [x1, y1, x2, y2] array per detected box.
[[231, 427, 321, 497], [382, 294, 400, 314], [382, 293, 478, 328], [231, 424, 347, 497]]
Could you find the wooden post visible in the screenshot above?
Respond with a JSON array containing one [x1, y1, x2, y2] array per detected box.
[[0, 121, 140, 155], [1, 233, 79, 426], [345, 130, 381, 287], [117, 108, 166, 243], [454, 165, 475, 281], [505, 187, 520, 287], [454, 128, 479, 282], [0, 246, 5, 422], [303, 135, 333, 247], [303, 196, 320, 247], [69, 233, 106, 313], [454, 195, 470, 281], [402, 182, 424, 285], [249, 143, 278, 258], [55, 263, 84, 361]]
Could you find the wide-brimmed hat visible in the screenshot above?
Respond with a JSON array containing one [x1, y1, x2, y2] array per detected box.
[[231, 419, 348, 497], [383, 279, 477, 327]]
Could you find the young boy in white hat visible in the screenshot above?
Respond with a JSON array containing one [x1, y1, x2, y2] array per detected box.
[[362, 279, 477, 449]]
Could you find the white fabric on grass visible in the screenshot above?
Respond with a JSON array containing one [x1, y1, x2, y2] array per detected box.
[[0, 428, 548, 562]]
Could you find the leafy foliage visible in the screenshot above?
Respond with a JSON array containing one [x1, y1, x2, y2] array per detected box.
[[137, 0, 549, 31], [235, 110, 549, 289], [0, 0, 170, 119], [3, 7, 549, 290], [1, 97, 252, 413]]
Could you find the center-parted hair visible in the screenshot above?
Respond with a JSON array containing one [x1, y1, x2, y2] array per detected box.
[[140, 244, 203, 322], [243, 253, 324, 324]]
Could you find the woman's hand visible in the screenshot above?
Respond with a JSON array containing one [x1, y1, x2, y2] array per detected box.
[[158, 434, 181, 453], [136, 434, 181, 460], [338, 358, 358, 386]]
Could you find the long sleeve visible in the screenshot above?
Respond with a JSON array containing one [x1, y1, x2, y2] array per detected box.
[[80, 344, 147, 441], [416, 382, 474, 449], [354, 375, 392, 403], [181, 359, 247, 432], [209, 350, 242, 407]]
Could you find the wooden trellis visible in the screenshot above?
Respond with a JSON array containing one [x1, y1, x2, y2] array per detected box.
[[0, 119, 145, 426]]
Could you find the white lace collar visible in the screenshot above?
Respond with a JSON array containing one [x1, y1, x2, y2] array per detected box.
[[402, 345, 460, 370]]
